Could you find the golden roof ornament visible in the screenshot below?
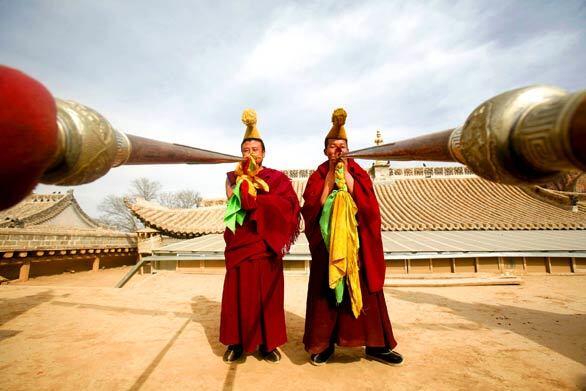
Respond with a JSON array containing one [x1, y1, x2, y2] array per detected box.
[[375, 130, 384, 146]]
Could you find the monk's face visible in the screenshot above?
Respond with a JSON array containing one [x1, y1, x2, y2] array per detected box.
[[324, 139, 348, 163], [241, 140, 265, 166]]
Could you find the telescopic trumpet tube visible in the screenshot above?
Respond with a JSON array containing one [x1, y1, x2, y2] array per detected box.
[[346, 86, 586, 185]]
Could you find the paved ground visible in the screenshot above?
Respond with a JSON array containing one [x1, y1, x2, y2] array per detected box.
[[0, 268, 585, 390]]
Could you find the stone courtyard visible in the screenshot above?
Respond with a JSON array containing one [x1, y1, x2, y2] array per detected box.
[[0, 269, 584, 390]]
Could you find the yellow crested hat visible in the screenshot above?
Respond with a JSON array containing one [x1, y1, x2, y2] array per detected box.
[[325, 107, 347, 141], [241, 108, 262, 141]]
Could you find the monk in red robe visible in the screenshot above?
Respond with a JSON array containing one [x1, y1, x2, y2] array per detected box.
[[220, 109, 300, 363], [302, 108, 403, 366]]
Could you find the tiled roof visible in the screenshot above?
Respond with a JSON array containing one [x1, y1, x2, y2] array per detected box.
[[127, 179, 309, 238], [0, 191, 100, 229], [0, 191, 137, 253], [375, 178, 586, 231], [127, 174, 586, 237], [128, 200, 226, 238]]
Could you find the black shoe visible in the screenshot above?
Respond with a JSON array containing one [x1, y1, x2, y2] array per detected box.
[[310, 345, 335, 366], [260, 346, 281, 364], [223, 345, 244, 363], [365, 347, 404, 366]]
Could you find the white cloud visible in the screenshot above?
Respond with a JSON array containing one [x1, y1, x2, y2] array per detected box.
[[236, 4, 373, 82], [3, 0, 585, 217]]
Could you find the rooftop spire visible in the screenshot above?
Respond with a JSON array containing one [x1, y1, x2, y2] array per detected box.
[[374, 130, 383, 146]]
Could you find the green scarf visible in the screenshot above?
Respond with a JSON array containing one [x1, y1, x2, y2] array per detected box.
[[224, 181, 246, 233]]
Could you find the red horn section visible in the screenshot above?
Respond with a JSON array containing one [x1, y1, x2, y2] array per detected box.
[[0, 66, 59, 210]]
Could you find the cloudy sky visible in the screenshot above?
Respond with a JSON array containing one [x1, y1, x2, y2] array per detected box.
[[1, 0, 585, 217]]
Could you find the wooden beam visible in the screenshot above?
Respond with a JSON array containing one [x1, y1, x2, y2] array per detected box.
[[18, 252, 27, 258], [571, 257, 576, 273], [36, 251, 44, 256], [474, 257, 479, 273], [138, 255, 144, 275], [115, 258, 147, 288], [19, 260, 31, 282], [546, 257, 552, 274], [92, 256, 100, 272], [3, 252, 14, 258], [0, 259, 23, 266]]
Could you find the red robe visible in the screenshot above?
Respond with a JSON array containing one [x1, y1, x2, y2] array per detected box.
[[302, 159, 397, 353], [220, 167, 300, 353]]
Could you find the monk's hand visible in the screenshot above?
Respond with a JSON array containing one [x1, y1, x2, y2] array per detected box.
[[344, 165, 354, 194], [325, 168, 335, 187], [239, 155, 255, 176], [327, 158, 336, 172], [319, 166, 335, 205], [225, 176, 234, 199]]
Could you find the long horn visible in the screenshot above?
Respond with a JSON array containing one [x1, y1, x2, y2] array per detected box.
[[0, 65, 240, 210], [347, 85, 586, 185], [346, 128, 456, 162], [41, 99, 241, 185]]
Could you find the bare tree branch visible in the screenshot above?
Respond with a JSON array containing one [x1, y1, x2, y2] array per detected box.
[[97, 195, 142, 232], [158, 190, 202, 209], [96, 177, 201, 232], [130, 177, 162, 201]]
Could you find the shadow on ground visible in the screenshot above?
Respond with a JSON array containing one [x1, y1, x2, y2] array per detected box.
[[388, 289, 586, 366], [189, 295, 309, 391], [189, 295, 308, 364], [45, 294, 310, 390], [0, 290, 56, 341]]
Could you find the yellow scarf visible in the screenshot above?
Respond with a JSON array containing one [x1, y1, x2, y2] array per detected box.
[[326, 162, 362, 318], [234, 155, 269, 196], [224, 155, 269, 233]]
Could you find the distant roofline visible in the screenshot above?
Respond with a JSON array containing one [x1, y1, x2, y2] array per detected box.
[[386, 166, 475, 179], [282, 165, 475, 180], [0, 191, 101, 229]]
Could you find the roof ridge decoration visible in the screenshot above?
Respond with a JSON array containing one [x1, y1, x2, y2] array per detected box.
[[129, 197, 225, 211], [30, 191, 101, 228], [520, 185, 586, 210], [126, 197, 227, 238], [282, 169, 315, 179]]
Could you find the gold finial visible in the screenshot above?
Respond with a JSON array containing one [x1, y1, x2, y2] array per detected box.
[[374, 130, 383, 146]]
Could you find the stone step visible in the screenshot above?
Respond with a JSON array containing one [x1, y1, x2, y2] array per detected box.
[[384, 275, 522, 287]]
